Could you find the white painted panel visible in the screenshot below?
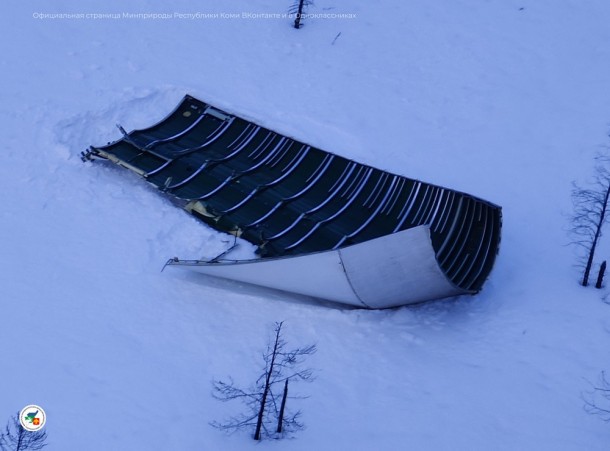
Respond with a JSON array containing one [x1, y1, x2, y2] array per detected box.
[[339, 225, 466, 308], [169, 250, 365, 306], [168, 225, 467, 308]]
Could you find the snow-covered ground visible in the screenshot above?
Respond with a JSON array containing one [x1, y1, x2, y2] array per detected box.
[[2, 0, 610, 449]]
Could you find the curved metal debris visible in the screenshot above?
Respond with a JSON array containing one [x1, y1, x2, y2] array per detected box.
[[84, 95, 502, 307]]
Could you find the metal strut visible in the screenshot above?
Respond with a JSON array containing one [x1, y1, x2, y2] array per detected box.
[[208, 236, 240, 263]]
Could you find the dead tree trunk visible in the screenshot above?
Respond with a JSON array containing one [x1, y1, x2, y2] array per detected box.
[[254, 322, 283, 440], [596, 260, 607, 289], [277, 379, 289, 433], [16, 426, 25, 451], [294, 0, 305, 29]]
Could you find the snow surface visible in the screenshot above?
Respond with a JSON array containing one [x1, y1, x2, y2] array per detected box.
[[3, 0, 610, 449]]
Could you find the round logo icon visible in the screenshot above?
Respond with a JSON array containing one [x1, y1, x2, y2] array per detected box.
[[19, 405, 46, 432]]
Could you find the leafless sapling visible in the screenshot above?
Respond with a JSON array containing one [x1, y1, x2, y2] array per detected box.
[[570, 154, 610, 287], [0, 413, 47, 451], [211, 321, 316, 440], [289, 0, 313, 29]]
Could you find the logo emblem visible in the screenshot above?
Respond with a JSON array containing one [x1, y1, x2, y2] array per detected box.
[[19, 405, 46, 432]]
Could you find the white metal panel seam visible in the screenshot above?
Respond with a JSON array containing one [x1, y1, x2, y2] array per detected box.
[[337, 248, 372, 309]]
